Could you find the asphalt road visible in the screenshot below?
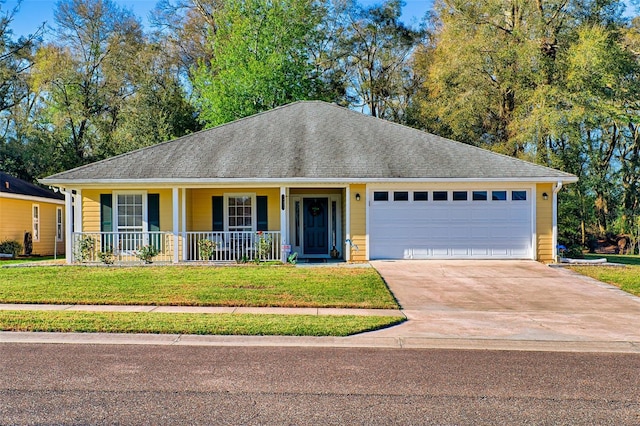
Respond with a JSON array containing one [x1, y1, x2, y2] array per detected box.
[[1, 344, 639, 425]]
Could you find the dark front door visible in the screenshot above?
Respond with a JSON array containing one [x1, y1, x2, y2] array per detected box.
[[303, 198, 329, 255]]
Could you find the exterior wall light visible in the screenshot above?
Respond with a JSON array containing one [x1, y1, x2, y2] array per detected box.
[[355, 193, 361, 201], [542, 192, 549, 200]]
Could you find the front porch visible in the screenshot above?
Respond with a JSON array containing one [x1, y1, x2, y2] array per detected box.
[[64, 185, 366, 264], [71, 231, 282, 263]]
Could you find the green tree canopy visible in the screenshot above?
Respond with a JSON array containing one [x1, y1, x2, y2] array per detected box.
[[192, 0, 324, 127]]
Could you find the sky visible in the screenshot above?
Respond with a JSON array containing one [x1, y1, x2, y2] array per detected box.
[[3, 0, 435, 39]]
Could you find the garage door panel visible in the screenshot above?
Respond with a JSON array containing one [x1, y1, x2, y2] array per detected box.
[[431, 248, 449, 256], [471, 228, 491, 238], [471, 248, 490, 256], [490, 248, 509, 256], [449, 209, 472, 220], [370, 189, 533, 260], [452, 247, 470, 256]]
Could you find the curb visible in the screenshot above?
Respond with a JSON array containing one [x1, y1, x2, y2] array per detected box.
[[2, 331, 639, 354]]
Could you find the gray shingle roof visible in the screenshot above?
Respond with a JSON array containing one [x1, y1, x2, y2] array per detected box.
[[1, 172, 64, 200], [42, 101, 576, 184]]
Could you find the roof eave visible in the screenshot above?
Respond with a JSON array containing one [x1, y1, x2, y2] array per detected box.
[[40, 175, 579, 188], [0, 192, 66, 204]]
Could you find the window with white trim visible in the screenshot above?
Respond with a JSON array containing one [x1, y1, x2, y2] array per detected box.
[[492, 191, 507, 201], [114, 193, 147, 251], [472, 191, 488, 201], [452, 191, 468, 201], [227, 195, 253, 231], [413, 191, 428, 201], [433, 191, 448, 201], [117, 194, 144, 232], [394, 191, 409, 201], [373, 191, 389, 201], [512, 190, 527, 201], [56, 207, 63, 241], [32, 204, 40, 242]]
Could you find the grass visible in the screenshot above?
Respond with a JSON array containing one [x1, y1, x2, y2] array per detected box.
[[0, 311, 404, 336], [0, 256, 59, 265], [0, 265, 398, 309], [569, 254, 640, 297]]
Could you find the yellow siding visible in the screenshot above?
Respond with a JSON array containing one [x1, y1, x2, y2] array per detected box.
[[186, 190, 193, 231], [536, 183, 554, 262], [0, 198, 29, 242], [266, 189, 281, 231], [349, 184, 367, 261], [82, 190, 102, 232], [0, 197, 64, 256], [189, 188, 212, 232], [83, 189, 176, 232], [188, 188, 281, 231], [157, 189, 174, 232]]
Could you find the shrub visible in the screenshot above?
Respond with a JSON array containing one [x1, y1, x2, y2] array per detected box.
[[197, 239, 217, 261], [0, 239, 22, 257], [255, 231, 273, 262], [98, 251, 116, 265], [75, 235, 96, 262], [561, 244, 584, 259], [135, 244, 159, 264]]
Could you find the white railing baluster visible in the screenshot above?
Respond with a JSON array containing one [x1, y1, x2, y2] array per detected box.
[[71, 230, 282, 264]]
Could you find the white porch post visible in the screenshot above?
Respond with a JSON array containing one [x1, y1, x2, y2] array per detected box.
[[172, 187, 179, 263], [64, 189, 73, 264], [181, 188, 187, 261], [74, 189, 82, 234], [280, 186, 287, 263], [345, 185, 351, 262]]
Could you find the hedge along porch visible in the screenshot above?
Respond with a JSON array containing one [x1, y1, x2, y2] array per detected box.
[[64, 184, 364, 264]]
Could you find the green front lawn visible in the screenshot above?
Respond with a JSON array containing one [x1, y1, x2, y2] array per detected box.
[[0, 256, 59, 265], [0, 265, 398, 309], [0, 311, 404, 336], [569, 255, 640, 297], [0, 265, 402, 336]]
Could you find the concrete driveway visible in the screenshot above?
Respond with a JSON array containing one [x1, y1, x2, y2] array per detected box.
[[370, 260, 640, 349]]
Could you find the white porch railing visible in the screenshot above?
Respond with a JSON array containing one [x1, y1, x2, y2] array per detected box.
[[71, 231, 281, 263], [185, 231, 281, 262], [72, 232, 174, 263]]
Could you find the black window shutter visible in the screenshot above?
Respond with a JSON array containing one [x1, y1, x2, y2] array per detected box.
[[148, 194, 160, 232], [100, 194, 113, 252], [257, 196, 268, 231], [100, 194, 112, 232], [212, 196, 224, 231]]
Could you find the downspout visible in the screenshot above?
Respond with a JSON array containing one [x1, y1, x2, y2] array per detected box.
[[552, 181, 563, 263]]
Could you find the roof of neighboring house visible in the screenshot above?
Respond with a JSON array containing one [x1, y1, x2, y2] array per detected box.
[[0, 172, 64, 200], [41, 101, 577, 184]]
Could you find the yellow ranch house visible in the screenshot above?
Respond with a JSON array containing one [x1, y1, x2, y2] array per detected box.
[[1, 172, 65, 257], [41, 101, 577, 265]]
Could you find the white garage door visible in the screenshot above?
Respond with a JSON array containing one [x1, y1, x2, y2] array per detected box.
[[369, 189, 533, 259]]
